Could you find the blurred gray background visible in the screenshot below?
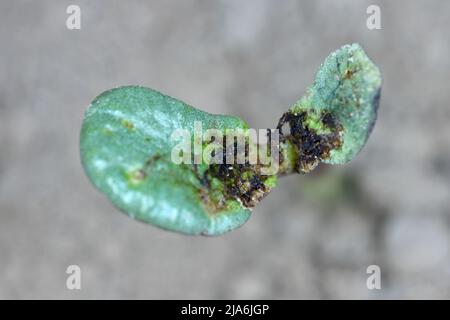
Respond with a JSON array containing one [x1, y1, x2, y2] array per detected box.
[[1, 0, 449, 299]]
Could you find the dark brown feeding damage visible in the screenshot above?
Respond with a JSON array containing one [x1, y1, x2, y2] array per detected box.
[[195, 110, 343, 211], [197, 139, 273, 210], [208, 163, 270, 208], [277, 110, 343, 173]]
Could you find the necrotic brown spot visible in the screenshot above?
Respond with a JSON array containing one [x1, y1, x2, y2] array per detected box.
[[199, 137, 273, 209], [277, 110, 342, 173], [121, 119, 134, 130]]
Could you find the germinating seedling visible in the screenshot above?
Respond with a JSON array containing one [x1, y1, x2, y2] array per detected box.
[[80, 43, 381, 236]]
